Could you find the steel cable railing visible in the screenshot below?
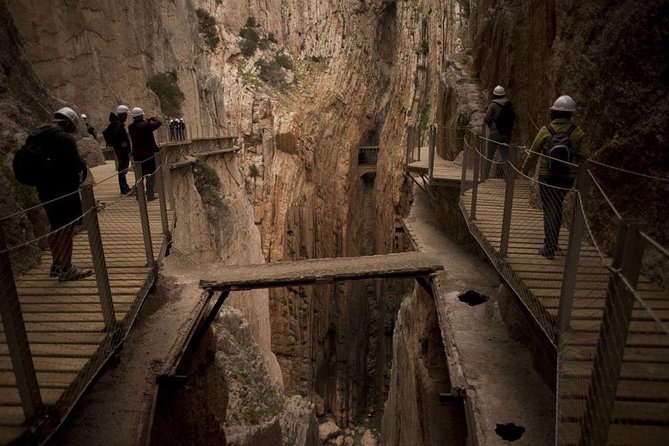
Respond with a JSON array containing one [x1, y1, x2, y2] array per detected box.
[[453, 124, 669, 445], [0, 148, 174, 443]]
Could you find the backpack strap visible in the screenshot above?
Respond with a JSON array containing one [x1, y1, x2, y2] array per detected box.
[[566, 124, 577, 136], [546, 125, 556, 136]]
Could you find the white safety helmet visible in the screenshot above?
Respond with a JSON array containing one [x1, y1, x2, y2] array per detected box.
[[493, 85, 505, 96], [53, 107, 79, 127], [116, 105, 130, 115], [550, 95, 576, 112], [81, 114, 87, 120], [130, 107, 144, 118]]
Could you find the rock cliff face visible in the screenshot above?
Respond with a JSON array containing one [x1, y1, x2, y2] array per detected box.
[[5, 0, 667, 442]]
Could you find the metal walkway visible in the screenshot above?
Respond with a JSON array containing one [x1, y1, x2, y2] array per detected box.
[[0, 162, 172, 444], [453, 128, 669, 444]]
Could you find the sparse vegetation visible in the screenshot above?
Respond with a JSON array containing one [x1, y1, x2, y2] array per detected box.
[[196, 8, 220, 51], [147, 71, 185, 117], [239, 22, 260, 57], [274, 53, 293, 70], [249, 164, 259, 178], [256, 59, 286, 87], [419, 102, 431, 132]]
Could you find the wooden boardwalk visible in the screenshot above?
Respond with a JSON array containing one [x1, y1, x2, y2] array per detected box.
[[461, 179, 669, 444], [0, 162, 170, 444], [407, 147, 463, 185]]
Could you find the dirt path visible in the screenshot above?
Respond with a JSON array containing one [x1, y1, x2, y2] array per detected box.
[[404, 186, 554, 445]]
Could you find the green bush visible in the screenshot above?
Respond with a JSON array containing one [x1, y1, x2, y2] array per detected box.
[[275, 53, 293, 70], [419, 102, 430, 132], [256, 59, 285, 87], [147, 71, 185, 117], [196, 8, 220, 51], [245, 16, 257, 28], [267, 32, 278, 43], [239, 26, 260, 57]]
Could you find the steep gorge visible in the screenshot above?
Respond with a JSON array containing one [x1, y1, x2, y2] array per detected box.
[[1, 0, 667, 444]]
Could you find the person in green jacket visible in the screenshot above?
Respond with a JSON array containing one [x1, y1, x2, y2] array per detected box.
[[521, 95, 589, 259]]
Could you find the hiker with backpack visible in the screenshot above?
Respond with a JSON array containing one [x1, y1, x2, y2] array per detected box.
[[12, 107, 93, 281], [521, 95, 590, 259], [102, 105, 133, 195], [483, 85, 516, 179]]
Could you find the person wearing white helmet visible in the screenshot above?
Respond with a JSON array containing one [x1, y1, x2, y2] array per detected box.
[[19, 107, 92, 280], [102, 105, 133, 194], [483, 85, 516, 179], [521, 95, 590, 259], [81, 113, 97, 140], [128, 107, 162, 200]]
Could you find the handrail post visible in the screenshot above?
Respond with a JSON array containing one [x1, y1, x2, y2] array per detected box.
[[154, 151, 170, 238], [499, 154, 515, 257], [470, 134, 481, 220], [557, 166, 590, 339], [579, 218, 647, 446], [133, 160, 155, 266], [81, 185, 117, 332], [459, 129, 469, 197], [0, 230, 43, 421], [428, 125, 436, 180], [405, 125, 413, 165]]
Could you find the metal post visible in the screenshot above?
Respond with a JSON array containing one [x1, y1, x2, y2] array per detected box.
[[579, 219, 647, 446], [0, 230, 43, 420], [499, 155, 515, 258], [133, 160, 155, 266], [459, 130, 469, 197], [81, 186, 117, 332], [470, 133, 481, 220], [154, 152, 170, 237], [405, 125, 413, 165], [427, 125, 436, 180], [557, 167, 590, 338]]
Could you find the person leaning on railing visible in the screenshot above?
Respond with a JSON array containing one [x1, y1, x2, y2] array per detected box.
[[34, 108, 93, 281], [521, 95, 590, 260]]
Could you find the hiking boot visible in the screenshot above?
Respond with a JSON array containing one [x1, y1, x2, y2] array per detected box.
[[58, 265, 93, 282], [49, 264, 62, 277], [146, 193, 158, 201], [538, 247, 555, 260]]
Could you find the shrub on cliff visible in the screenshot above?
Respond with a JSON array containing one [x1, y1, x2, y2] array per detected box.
[[275, 53, 293, 70], [255, 59, 285, 87], [147, 71, 185, 117], [196, 8, 220, 51]]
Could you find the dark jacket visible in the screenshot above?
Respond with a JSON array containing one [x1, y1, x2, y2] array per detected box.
[[104, 112, 131, 157], [128, 117, 161, 160], [484, 97, 513, 137], [33, 125, 87, 226]]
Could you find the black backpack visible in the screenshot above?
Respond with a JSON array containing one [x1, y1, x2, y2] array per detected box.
[[545, 124, 576, 175], [12, 127, 53, 186], [102, 124, 114, 147], [495, 100, 516, 135]]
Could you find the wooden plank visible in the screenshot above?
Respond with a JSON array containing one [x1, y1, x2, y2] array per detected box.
[[560, 377, 669, 401], [566, 331, 669, 348], [0, 357, 89, 373], [0, 387, 63, 406], [562, 360, 669, 380], [0, 332, 106, 345], [561, 399, 669, 424], [561, 421, 669, 445], [563, 345, 669, 363], [0, 371, 78, 388], [0, 343, 98, 358], [16, 303, 131, 313], [200, 252, 444, 290]]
